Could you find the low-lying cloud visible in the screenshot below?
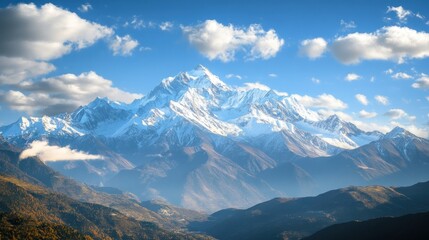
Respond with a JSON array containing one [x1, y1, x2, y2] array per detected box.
[[20, 140, 103, 162]]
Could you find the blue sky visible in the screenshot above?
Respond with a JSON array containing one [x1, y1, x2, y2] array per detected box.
[[0, 0, 428, 137]]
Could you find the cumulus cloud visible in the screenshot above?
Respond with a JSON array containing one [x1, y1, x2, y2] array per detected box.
[[160, 21, 174, 31], [268, 73, 277, 78], [0, 3, 113, 61], [78, 3, 92, 12], [299, 38, 328, 59], [331, 26, 429, 64], [375, 95, 389, 105], [0, 57, 55, 84], [0, 3, 114, 84], [291, 94, 347, 110], [355, 94, 369, 105], [20, 140, 102, 162], [412, 74, 429, 89], [0, 71, 142, 115], [181, 19, 284, 62], [109, 35, 139, 56], [359, 110, 377, 118], [391, 72, 413, 79], [384, 108, 415, 121], [345, 73, 361, 81]]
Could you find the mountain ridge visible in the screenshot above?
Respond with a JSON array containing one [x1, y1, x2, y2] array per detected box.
[[1, 65, 428, 212]]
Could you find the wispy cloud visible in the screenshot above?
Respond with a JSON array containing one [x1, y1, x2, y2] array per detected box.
[[311, 77, 320, 84], [340, 19, 356, 31], [375, 95, 389, 105], [78, 3, 92, 12], [225, 74, 242, 80], [387, 6, 412, 22]]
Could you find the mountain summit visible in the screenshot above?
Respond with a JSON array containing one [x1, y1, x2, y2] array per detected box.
[[1, 65, 428, 212]]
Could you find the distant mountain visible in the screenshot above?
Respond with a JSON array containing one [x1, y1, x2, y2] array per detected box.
[[295, 127, 429, 192], [304, 211, 429, 240], [0, 175, 210, 240], [190, 180, 429, 240], [1, 65, 427, 212], [0, 136, 165, 224]]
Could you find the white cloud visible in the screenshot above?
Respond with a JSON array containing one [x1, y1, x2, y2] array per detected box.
[[0, 3, 113, 61], [109, 35, 139, 56], [340, 20, 356, 30], [225, 74, 242, 80], [391, 72, 413, 79], [0, 3, 115, 84], [20, 140, 102, 162], [181, 19, 284, 62], [385, 69, 394, 74], [299, 38, 328, 59], [160, 21, 173, 31], [359, 110, 377, 118], [124, 16, 146, 29], [331, 26, 429, 64], [139, 46, 152, 52], [292, 94, 347, 110], [412, 74, 429, 89], [311, 77, 320, 84], [387, 6, 412, 21], [384, 108, 415, 121], [268, 73, 277, 78], [0, 71, 142, 115], [0, 57, 55, 84], [416, 13, 425, 20], [78, 3, 92, 12], [355, 94, 369, 105], [375, 95, 389, 105], [238, 82, 271, 91], [345, 73, 361, 81]]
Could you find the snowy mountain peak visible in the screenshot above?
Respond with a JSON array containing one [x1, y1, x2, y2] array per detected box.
[[384, 126, 414, 139]]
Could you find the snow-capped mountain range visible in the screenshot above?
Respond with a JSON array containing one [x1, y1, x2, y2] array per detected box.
[[0, 65, 379, 151], [1, 65, 428, 212]]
